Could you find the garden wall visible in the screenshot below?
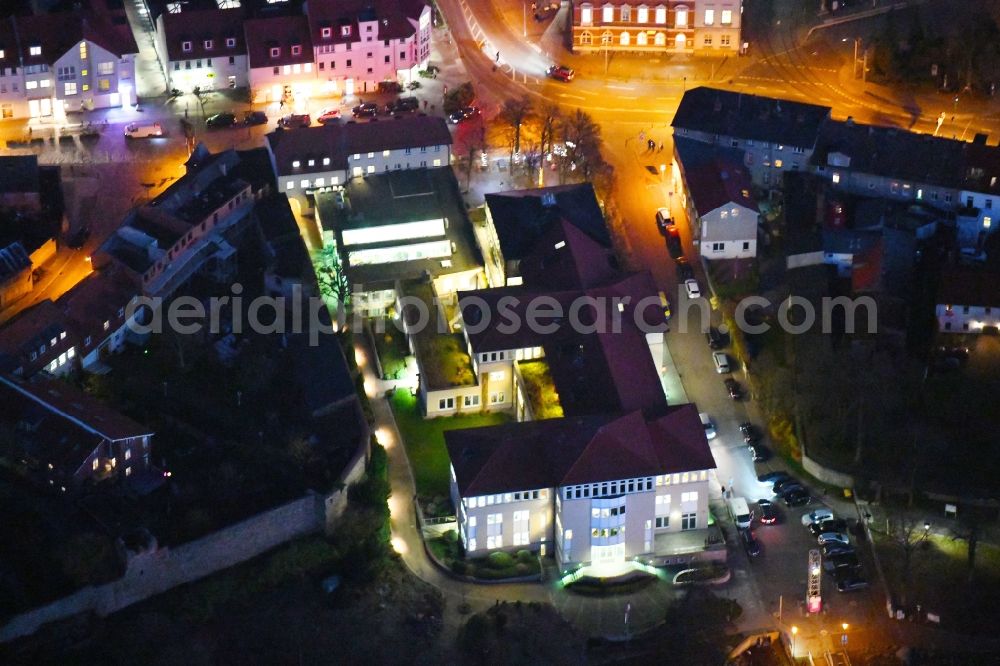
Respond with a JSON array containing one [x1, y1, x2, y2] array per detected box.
[[801, 446, 857, 489], [1, 423, 371, 643]]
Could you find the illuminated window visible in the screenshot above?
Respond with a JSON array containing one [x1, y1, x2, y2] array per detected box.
[[721, 9, 733, 24], [581, 5, 592, 24], [382, 149, 390, 156], [30, 45, 41, 56], [637, 6, 648, 23], [602, 5, 613, 22], [64, 82, 77, 95], [79, 42, 88, 59], [655, 6, 666, 23], [676, 8, 687, 26], [774, 159, 783, 168], [832, 172, 840, 184], [292, 160, 300, 167], [340, 25, 352, 37], [300, 179, 309, 188], [286, 181, 295, 189], [985, 216, 993, 229], [304, 63, 312, 72], [704, 9, 715, 25], [308, 159, 315, 166], [283, 65, 291, 75], [26, 80, 37, 90], [98, 61, 113, 74], [315, 178, 325, 186], [322, 157, 330, 165]]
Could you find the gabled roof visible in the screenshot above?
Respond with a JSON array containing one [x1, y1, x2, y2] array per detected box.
[[160, 8, 246, 61], [675, 138, 758, 216], [58, 267, 140, 351], [0, 299, 69, 373], [937, 268, 1000, 308], [811, 119, 968, 190], [0, 155, 39, 194], [0, 375, 152, 442], [11, 12, 137, 66], [266, 115, 452, 175], [445, 405, 716, 496], [306, 0, 426, 45], [484, 183, 610, 261], [244, 15, 313, 68], [672, 87, 830, 149], [518, 218, 618, 291]]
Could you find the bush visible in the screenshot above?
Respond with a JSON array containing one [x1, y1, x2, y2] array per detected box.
[[515, 563, 530, 576], [443, 82, 475, 115], [444, 529, 459, 543], [451, 560, 468, 575], [516, 549, 533, 563], [487, 551, 515, 569]]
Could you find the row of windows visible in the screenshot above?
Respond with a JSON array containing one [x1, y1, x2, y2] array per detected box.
[[181, 38, 238, 52], [829, 171, 956, 203], [174, 57, 237, 71], [465, 489, 544, 509], [564, 477, 653, 500], [655, 470, 709, 486], [581, 5, 734, 27]]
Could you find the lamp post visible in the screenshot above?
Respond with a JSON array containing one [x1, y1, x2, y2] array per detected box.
[[841, 622, 849, 647], [523, 1, 527, 37], [790, 626, 798, 656]]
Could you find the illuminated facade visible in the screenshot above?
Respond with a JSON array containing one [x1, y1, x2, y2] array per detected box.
[[245, 15, 316, 104], [0, 13, 137, 120], [572, 1, 741, 54], [156, 8, 249, 93]]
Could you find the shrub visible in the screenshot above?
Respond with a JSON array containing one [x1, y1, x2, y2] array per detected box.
[[516, 549, 533, 563], [487, 551, 514, 569], [444, 529, 459, 543], [451, 560, 468, 575], [515, 563, 530, 576]]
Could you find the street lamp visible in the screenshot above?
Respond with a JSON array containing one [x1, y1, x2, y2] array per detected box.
[[790, 626, 798, 655], [841, 622, 849, 647]]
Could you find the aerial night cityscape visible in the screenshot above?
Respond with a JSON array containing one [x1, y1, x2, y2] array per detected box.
[[0, 0, 999, 663]]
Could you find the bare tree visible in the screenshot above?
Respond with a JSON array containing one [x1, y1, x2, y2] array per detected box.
[[950, 505, 995, 583], [560, 109, 609, 185], [498, 96, 533, 168], [453, 122, 487, 192], [886, 512, 932, 607], [537, 102, 562, 158]]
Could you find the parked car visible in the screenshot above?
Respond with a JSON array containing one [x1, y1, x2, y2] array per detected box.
[[352, 102, 380, 118], [206, 112, 236, 128], [740, 528, 762, 557], [749, 444, 771, 463], [388, 96, 419, 115], [278, 114, 310, 128], [725, 377, 743, 399], [817, 532, 851, 546], [713, 351, 731, 374], [546, 64, 575, 82], [448, 106, 479, 123], [773, 477, 802, 494], [243, 110, 268, 125], [534, 1, 559, 20], [809, 518, 848, 537], [783, 489, 811, 507], [740, 422, 762, 445], [822, 542, 854, 557], [777, 483, 805, 498], [675, 256, 694, 280], [699, 412, 716, 440], [684, 279, 701, 299], [802, 508, 835, 526], [707, 326, 726, 349], [655, 208, 673, 234], [124, 122, 163, 138], [317, 108, 342, 124], [835, 572, 870, 592], [666, 228, 683, 259], [823, 552, 860, 572], [759, 470, 791, 484], [757, 499, 779, 525]]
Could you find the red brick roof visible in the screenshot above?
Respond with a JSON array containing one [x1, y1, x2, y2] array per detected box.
[[244, 15, 314, 69], [446, 405, 716, 496], [160, 9, 246, 62]]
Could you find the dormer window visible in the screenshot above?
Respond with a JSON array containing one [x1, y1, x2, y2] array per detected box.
[[322, 27, 332, 38], [29, 45, 41, 56], [292, 160, 300, 167], [227, 37, 236, 47], [204, 39, 214, 50], [366, 25, 372, 32], [0, 49, 5, 58], [270, 47, 280, 58], [340, 25, 352, 37], [291, 45, 302, 56], [182, 41, 192, 52]]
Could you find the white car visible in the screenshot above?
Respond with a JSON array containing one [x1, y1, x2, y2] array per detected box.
[[801, 508, 835, 526], [684, 279, 701, 299], [699, 412, 716, 440], [124, 122, 163, 138], [817, 532, 850, 546]]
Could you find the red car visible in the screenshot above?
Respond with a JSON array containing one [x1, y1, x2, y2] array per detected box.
[[546, 65, 575, 82], [317, 108, 341, 124]]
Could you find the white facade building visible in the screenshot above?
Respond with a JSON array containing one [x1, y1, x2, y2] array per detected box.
[[156, 8, 249, 93]]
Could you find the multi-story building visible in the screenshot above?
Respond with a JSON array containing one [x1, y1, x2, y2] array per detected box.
[[936, 268, 1000, 334], [307, 0, 431, 95], [0, 375, 155, 491], [0, 12, 137, 120], [244, 15, 315, 104], [155, 8, 249, 93], [673, 138, 758, 258], [572, 1, 741, 54], [446, 404, 718, 570], [672, 87, 832, 189], [265, 114, 452, 211]]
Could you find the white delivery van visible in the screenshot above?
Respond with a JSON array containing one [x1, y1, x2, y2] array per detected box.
[[728, 496, 753, 529], [125, 122, 163, 139]]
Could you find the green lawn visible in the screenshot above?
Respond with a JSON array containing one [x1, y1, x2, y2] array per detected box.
[[389, 390, 510, 499]]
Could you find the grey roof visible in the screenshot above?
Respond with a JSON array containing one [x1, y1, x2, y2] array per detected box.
[[315, 167, 481, 285], [483, 183, 610, 261], [0, 241, 31, 280], [672, 87, 831, 149], [266, 115, 452, 176]]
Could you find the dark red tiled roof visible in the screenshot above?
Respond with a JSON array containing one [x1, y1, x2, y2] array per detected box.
[[446, 405, 716, 496], [675, 138, 758, 216], [0, 300, 73, 376], [58, 268, 141, 354], [244, 15, 313, 69], [160, 9, 246, 62], [0, 375, 152, 442], [11, 12, 137, 66], [937, 268, 1000, 308]]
